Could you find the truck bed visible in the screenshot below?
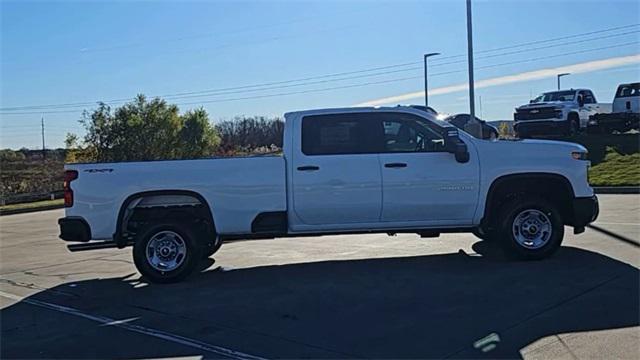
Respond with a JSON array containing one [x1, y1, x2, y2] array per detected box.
[[65, 156, 287, 239]]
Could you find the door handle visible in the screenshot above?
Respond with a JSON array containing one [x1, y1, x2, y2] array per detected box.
[[297, 165, 320, 171], [384, 163, 407, 168]]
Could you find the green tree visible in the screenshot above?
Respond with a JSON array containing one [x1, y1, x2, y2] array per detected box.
[[179, 109, 221, 159], [70, 95, 220, 162]]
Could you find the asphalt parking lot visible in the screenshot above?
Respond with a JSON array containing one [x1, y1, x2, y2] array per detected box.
[[1, 194, 639, 359]]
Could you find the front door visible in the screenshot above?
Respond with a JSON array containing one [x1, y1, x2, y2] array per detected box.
[[376, 112, 480, 225], [578, 90, 598, 128]]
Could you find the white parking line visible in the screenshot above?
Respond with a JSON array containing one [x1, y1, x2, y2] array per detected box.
[[0, 290, 266, 360], [594, 222, 640, 226]]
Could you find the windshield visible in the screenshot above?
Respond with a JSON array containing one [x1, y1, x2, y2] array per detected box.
[[531, 90, 576, 103]]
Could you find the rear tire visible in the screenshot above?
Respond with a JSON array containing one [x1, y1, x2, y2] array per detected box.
[[472, 227, 497, 242], [133, 223, 202, 284], [496, 197, 564, 260]]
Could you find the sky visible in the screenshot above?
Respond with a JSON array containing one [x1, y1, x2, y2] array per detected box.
[[1, 0, 639, 149]]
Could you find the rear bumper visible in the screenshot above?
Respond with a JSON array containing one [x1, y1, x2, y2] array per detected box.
[[572, 195, 599, 228], [588, 113, 639, 131], [515, 120, 567, 135], [58, 217, 91, 242]]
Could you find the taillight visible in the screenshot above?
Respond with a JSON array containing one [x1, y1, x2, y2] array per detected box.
[[63, 170, 78, 207]]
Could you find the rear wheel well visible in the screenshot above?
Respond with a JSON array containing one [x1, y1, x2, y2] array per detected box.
[[115, 191, 215, 248], [482, 174, 575, 231]]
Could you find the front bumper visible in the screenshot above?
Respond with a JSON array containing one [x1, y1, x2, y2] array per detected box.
[[514, 120, 567, 136], [58, 217, 91, 242], [572, 195, 599, 229]]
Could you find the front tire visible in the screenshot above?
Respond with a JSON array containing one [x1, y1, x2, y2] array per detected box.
[[566, 114, 580, 136], [133, 223, 202, 283], [497, 197, 564, 260]]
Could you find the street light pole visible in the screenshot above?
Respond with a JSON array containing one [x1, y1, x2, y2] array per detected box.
[[423, 52, 440, 107], [557, 73, 570, 90], [466, 0, 480, 137]]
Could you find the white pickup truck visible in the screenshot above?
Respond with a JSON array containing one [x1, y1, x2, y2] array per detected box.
[[59, 106, 599, 283], [588, 82, 640, 134], [514, 89, 611, 137]]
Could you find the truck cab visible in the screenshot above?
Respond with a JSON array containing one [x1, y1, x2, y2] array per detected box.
[[612, 82, 640, 113]]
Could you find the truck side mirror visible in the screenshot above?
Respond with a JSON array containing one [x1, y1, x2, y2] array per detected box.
[[577, 95, 585, 107], [454, 142, 470, 163], [444, 128, 470, 163]]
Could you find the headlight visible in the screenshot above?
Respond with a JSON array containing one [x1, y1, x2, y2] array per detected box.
[[571, 151, 588, 160]]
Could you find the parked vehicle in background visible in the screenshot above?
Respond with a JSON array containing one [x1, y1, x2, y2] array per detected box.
[[59, 106, 598, 283], [444, 114, 499, 140], [514, 89, 611, 138], [587, 82, 640, 134], [408, 106, 498, 140], [407, 105, 439, 116]]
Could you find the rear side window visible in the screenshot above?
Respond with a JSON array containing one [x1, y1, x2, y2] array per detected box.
[[616, 83, 640, 98], [301, 113, 382, 155]]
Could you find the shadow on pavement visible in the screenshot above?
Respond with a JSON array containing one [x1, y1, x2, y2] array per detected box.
[[1, 242, 638, 359], [588, 224, 640, 248]]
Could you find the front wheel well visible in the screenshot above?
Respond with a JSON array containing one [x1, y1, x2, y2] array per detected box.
[[114, 190, 216, 248], [482, 174, 575, 231]]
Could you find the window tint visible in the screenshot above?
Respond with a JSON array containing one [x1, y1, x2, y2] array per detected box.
[[381, 113, 445, 153], [301, 113, 382, 155], [581, 91, 596, 104], [532, 91, 575, 103]]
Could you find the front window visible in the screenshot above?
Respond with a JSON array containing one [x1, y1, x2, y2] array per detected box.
[[531, 91, 576, 103], [580, 91, 596, 104], [380, 113, 445, 153]]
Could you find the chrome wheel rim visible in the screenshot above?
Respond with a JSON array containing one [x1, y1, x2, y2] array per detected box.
[[512, 209, 552, 249], [145, 231, 187, 272]]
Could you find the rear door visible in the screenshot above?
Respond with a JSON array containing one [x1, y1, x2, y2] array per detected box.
[[290, 112, 383, 226], [377, 112, 480, 225]]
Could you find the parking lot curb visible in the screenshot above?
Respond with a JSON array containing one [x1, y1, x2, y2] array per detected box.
[[593, 186, 640, 194], [0, 204, 65, 216]]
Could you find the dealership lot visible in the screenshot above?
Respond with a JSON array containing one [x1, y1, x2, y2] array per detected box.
[[1, 194, 638, 359]]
